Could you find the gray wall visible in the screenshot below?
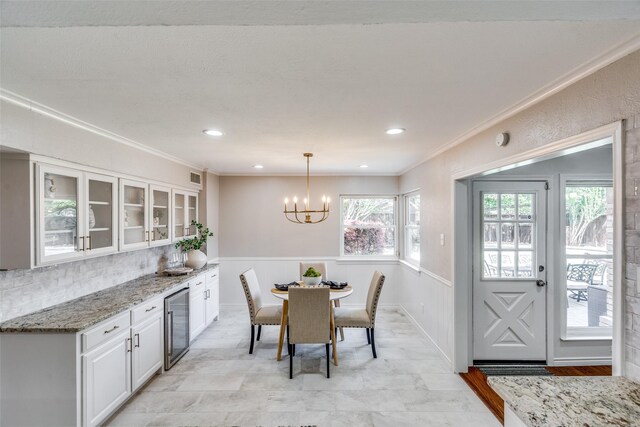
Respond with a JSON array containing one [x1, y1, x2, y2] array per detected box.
[[219, 175, 398, 257], [399, 49, 640, 375]]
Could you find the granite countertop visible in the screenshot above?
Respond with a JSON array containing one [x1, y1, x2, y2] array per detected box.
[[0, 264, 218, 333], [488, 375, 640, 427]]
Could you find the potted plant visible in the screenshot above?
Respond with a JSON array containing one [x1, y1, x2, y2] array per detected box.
[[302, 266, 323, 286], [175, 220, 214, 269]]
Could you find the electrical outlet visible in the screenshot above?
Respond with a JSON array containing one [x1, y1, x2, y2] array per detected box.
[[440, 233, 445, 246]]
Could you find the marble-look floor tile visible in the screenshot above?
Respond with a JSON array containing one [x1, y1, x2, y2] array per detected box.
[[106, 308, 497, 427]]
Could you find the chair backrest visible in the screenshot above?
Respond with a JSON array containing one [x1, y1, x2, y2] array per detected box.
[[299, 262, 328, 280], [288, 287, 331, 344], [365, 271, 386, 326], [567, 264, 598, 284], [239, 268, 262, 324]]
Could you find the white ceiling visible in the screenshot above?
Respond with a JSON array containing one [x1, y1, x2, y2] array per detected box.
[[1, 2, 640, 175]]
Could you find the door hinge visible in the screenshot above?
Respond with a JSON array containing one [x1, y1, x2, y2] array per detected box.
[[544, 182, 550, 190]]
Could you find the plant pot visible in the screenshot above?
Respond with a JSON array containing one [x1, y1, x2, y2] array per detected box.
[[303, 275, 322, 286], [185, 249, 207, 269]]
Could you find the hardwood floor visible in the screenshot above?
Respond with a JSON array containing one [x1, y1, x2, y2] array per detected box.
[[459, 365, 612, 425]]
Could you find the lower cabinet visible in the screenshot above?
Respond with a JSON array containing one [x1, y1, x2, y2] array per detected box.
[[82, 330, 132, 427], [189, 279, 207, 341], [83, 306, 163, 427], [132, 312, 164, 391], [205, 273, 220, 325]]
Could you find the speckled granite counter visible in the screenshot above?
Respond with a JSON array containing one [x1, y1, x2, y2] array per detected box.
[[488, 375, 640, 426], [0, 264, 218, 333]]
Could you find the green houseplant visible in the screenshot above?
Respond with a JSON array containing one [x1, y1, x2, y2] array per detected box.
[[175, 220, 214, 269], [302, 266, 323, 286]]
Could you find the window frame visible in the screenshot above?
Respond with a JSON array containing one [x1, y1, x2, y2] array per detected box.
[[559, 174, 614, 340], [403, 190, 421, 265], [339, 195, 398, 259]]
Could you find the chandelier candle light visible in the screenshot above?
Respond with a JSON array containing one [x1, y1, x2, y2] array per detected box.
[[283, 153, 330, 224]]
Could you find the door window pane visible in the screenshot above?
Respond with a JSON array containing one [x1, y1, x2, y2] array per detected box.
[[123, 184, 146, 245], [500, 194, 515, 220], [483, 194, 498, 220], [174, 193, 185, 238], [88, 179, 113, 250], [481, 191, 537, 280]]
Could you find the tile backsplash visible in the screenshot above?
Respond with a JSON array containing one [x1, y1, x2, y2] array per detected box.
[[0, 246, 177, 322]]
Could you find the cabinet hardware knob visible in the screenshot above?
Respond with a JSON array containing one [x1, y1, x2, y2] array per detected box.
[[127, 337, 132, 353], [145, 306, 157, 312], [86, 235, 92, 250], [134, 333, 140, 348], [104, 325, 119, 334]]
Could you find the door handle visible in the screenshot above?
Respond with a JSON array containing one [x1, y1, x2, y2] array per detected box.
[[536, 280, 546, 287]]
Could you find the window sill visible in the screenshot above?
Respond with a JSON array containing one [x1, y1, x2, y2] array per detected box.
[[336, 257, 399, 265], [399, 259, 421, 273], [560, 334, 613, 342]]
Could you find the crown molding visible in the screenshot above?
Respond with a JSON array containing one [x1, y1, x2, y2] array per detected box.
[[398, 32, 640, 176], [0, 88, 205, 171]]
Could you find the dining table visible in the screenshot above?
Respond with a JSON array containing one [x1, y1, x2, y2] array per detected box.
[[271, 283, 353, 366]]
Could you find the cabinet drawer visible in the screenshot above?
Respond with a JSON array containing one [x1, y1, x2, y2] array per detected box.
[[205, 268, 219, 284], [82, 312, 131, 353], [189, 274, 206, 290], [131, 297, 163, 325]]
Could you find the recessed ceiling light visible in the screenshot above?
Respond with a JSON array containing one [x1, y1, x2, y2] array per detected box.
[[253, 164, 264, 169], [360, 164, 369, 168], [203, 129, 224, 137], [385, 128, 405, 135]]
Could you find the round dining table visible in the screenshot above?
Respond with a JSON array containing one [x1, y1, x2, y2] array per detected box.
[[271, 284, 353, 365]]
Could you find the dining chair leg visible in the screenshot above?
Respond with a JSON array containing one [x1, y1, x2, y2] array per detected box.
[[366, 328, 371, 345], [289, 343, 293, 379], [249, 325, 255, 354], [257, 325, 262, 341], [326, 343, 330, 378], [370, 328, 377, 359]]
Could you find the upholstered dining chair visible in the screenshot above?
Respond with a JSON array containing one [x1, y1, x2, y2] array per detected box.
[[287, 286, 332, 379], [299, 262, 344, 341], [333, 271, 385, 358], [239, 268, 282, 354]]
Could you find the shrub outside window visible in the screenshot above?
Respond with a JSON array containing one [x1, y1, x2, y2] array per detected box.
[[341, 196, 397, 257], [404, 192, 420, 264]]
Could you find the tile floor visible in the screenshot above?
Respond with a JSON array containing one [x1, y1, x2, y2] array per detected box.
[[107, 307, 500, 426]]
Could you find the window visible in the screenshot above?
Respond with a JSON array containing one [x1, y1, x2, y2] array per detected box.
[[482, 192, 536, 279], [341, 196, 397, 257], [404, 192, 420, 264], [563, 179, 613, 337]]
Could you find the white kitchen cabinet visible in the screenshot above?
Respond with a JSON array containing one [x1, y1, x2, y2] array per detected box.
[[36, 164, 118, 266], [189, 274, 207, 340], [149, 185, 171, 247], [119, 179, 149, 251], [131, 312, 163, 391], [172, 189, 199, 242], [205, 267, 220, 325], [82, 330, 132, 427]]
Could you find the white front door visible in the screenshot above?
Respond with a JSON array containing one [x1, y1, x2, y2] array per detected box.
[[473, 181, 547, 361]]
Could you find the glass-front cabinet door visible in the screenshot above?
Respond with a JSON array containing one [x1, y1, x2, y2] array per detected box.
[[150, 185, 171, 246], [186, 193, 198, 238], [85, 173, 118, 255], [37, 164, 84, 264], [172, 191, 186, 241], [172, 190, 199, 242], [120, 179, 149, 250]]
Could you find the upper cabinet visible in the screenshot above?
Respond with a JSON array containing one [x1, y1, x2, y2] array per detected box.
[[120, 181, 175, 251], [149, 185, 171, 247], [0, 154, 201, 270], [172, 190, 198, 242], [36, 164, 118, 266]]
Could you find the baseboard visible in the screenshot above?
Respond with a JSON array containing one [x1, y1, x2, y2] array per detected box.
[[552, 356, 612, 366], [399, 304, 452, 369]]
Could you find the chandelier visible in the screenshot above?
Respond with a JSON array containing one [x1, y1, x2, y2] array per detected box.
[[283, 153, 330, 224]]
